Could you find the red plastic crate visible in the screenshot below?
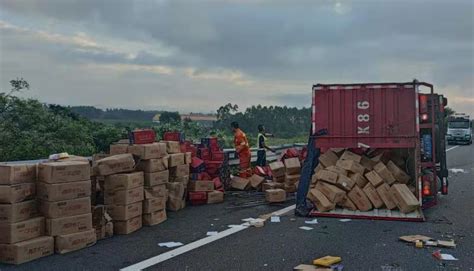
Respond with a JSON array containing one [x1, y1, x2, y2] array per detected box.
[[130, 129, 156, 144], [213, 177, 223, 190], [188, 191, 207, 205], [210, 145, 221, 152], [180, 143, 187, 153], [211, 151, 225, 161], [199, 148, 211, 160], [163, 131, 184, 142]]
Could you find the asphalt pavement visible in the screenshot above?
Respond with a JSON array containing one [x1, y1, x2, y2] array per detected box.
[[1, 144, 473, 271]]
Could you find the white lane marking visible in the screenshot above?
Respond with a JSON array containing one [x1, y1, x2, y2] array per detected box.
[[121, 204, 296, 271], [446, 145, 459, 152]]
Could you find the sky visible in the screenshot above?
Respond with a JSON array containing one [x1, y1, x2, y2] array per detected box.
[[0, 0, 473, 115]]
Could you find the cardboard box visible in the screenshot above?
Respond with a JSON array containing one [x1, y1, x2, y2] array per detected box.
[[307, 189, 335, 212], [284, 183, 297, 193], [104, 186, 144, 205], [325, 165, 347, 176], [109, 144, 128, 155], [0, 236, 54, 265], [285, 174, 300, 185], [39, 197, 91, 219], [143, 197, 167, 214], [136, 156, 169, 173], [363, 183, 384, 208], [390, 184, 419, 213], [336, 174, 355, 191], [318, 150, 339, 167], [262, 182, 284, 191], [273, 175, 286, 183], [36, 180, 91, 202], [249, 174, 265, 189], [167, 196, 186, 212], [360, 156, 376, 171], [331, 148, 346, 155], [91, 205, 107, 227], [284, 158, 301, 174], [166, 182, 184, 198], [349, 173, 369, 188], [55, 228, 96, 254], [265, 189, 286, 203], [335, 159, 365, 175], [387, 161, 410, 184], [315, 170, 338, 184], [0, 200, 37, 223], [107, 202, 142, 221], [315, 182, 345, 203], [169, 153, 185, 167], [376, 183, 397, 210], [163, 141, 181, 154], [95, 154, 135, 176], [314, 163, 324, 174], [173, 175, 189, 185], [104, 172, 144, 192], [105, 221, 113, 238], [347, 186, 372, 211], [38, 161, 90, 184], [169, 164, 190, 178], [0, 183, 35, 204], [269, 161, 286, 177], [95, 225, 105, 241], [188, 181, 214, 192], [185, 152, 192, 164], [365, 170, 384, 187], [0, 217, 44, 244], [374, 162, 397, 185], [128, 143, 167, 160], [143, 209, 167, 226], [340, 150, 362, 162], [230, 177, 250, 190], [144, 170, 169, 187], [339, 195, 357, 211], [46, 213, 92, 236], [207, 191, 224, 204], [0, 164, 36, 185], [114, 215, 142, 234]]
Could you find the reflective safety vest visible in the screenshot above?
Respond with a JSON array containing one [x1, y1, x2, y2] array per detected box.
[[257, 133, 266, 150]]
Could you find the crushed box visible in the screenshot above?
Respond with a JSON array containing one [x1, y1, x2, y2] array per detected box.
[[143, 209, 167, 226], [128, 143, 167, 160], [106, 201, 143, 221], [325, 165, 347, 176], [347, 186, 373, 211], [387, 161, 410, 184], [230, 177, 250, 190], [167, 196, 186, 212], [104, 186, 144, 205], [39, 197, 91, 219], [144, 170, 169, 187], [36, 180, 91, 202], [336, 174, 355, 191], [339, 195, 357, 211], [54, 228, 96, 254], [265, 189, 286, 203], [0, 164, 36, 185], [315, 182, 345, 203], [95, 154, 135, 176], [38, 161, 90, 183], [307, 189, 335, 212], [0, 200, 38, 223], [114, 215, 142, 234], [0, 236, 53, 265], [0, 217, 44, 244], [363, 183, 384, 208], [391, 184, 419, 213], [136, 156, 169, 173], [284, 158, 301, 174], [104, 172, 144, 191], [374, 162, 397, 185], [336, 159, 365, 175], [365, 170, 384, 187], [46, 213, 93, 236], [188, 181, 214, 192], [349, 173, 369, 188], [0, 183, 36, 204], [269, 161, 285, 177], [249, 174, 265, 189], [169, 153, 185, 167], [207, 191, 224, 204], [340, 150, 362, 162], [318, 150, 339, 167], [315, 169, 338, 184], [376, 183, 397, 210]]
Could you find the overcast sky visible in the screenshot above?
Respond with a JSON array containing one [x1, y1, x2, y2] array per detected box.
[[1, 0, 473, 114]]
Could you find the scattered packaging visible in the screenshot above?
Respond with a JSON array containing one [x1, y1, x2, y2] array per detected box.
[[145, 184, 168, 198], [360, 156, 376, 171], [0, 183, 36, 204], [249, 174, 265, 189], [284, 183, 297, 193], [54, 228, 96, 254], [349, 173, 369, 188], [0, 164, 36, 185], [173, 175, 190, 186], [365, 170, 384, 187], [347, 186, 373, 211], [376, 183, 397, 210], [143, 197, 167, 214], [318, 150, 339, 167], [143, 209, 167, 226], [38, 161, 90, 183], [340, 150, 362, 162], [313, 256, 342, 267], [273, 175, 286, 183], [265, 189, 286, 203], [336, 159, 365, 174], [106, 201, 143, 221], [109, 144, 128, 155], [269, 161, 286, 177], [39, 197, 91, 219], [387, 161, 410, 184], [104, 186, 144, 205], [128, 143, 167, 160], [0, 236, 54, 265], [114, 215, 142, 234], [336, 174, 355, 191], [167, 196, 186, 212], [188, 181, 214, 192], [46, 213, 93, 236], [339, 195, 358, 211], [169, 153, 185, 167], [163, 141, 181, 154], [95, 154, 135, 176], [374, 162, 397, 185], [315, 182, 345, 203], [36, 180, 91, 202], [391, 184, 419, 213], [207, 191, 224, 204], [284, 158, 301, 174], [285, 174, 300, 185], [314, 163, 324, 174], [325, 165, 347, 176], [262, 182, 284, 191], [307, 189, 335, 212], [315, 170, 338, 185], [166, 182, 184, 198], [169, 164, 190, 178], [144, 170, 169, 187], [0, 217, 44, 244], [230, 177, 250, 190], [363, 183, 384, 208], [104, 172, 144, 191], [136, 156, 169, 173], [0, 200, 38, 223], [185, 152, 192, 164]]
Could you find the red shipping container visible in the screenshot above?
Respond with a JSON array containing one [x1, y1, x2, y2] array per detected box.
[[188, 191, 207, 205], [211, 151, 225, 161], [130, 129, 156, 144]]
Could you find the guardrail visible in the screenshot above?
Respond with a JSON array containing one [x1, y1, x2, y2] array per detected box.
[[224, 143, 306, 166]]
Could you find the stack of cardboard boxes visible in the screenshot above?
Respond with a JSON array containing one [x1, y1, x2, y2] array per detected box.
[[164, 141, 186, 211], [308, 149, 419, 214], [283, 158, 301, 193], [0, 164, 53, 265], [37, 161, 96, 254]]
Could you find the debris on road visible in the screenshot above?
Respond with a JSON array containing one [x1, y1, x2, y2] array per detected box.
[[339, 219, 351, 222], [399, 235, 432, 243], [313, 256, 342, 267], [449, 168, 466, 174], [399, 235, 456, 248], [270, 216, 281, 223], [299, 226, 314, 231], [432, 250, 458, 261], [158, 242, 183, 248], [293, 264, 331, 270], [305, 219, 319, 224], [206, 231, 218, 236]]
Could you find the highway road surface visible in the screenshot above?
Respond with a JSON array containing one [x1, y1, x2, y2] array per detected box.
[[2, 143, 473, 271]]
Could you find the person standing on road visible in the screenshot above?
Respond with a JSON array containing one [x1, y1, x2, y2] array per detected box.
[[256, 124, 276, 166], [231, 121, 252, 177]]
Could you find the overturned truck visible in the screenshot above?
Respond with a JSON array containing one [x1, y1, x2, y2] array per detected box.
[[297, 80, 449, 222]]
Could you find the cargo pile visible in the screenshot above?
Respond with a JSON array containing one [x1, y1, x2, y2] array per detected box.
[[308, 149, 419, 214]]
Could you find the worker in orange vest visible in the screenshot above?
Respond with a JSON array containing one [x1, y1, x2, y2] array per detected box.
[[231, 121, 252, 178]]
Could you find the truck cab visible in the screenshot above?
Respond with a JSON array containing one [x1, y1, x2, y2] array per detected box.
[[447, 113, 472, 145]]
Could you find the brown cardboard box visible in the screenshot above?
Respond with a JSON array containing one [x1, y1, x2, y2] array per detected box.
[[136, 156, 169, 173], [386, 161, 410, 184], [38, 161, 90, 183], [315, 182, 345, 203], [265, 189, 286, 203], [163, 141, 180, 154], [0, 200, 37, 223], [230, 177, 250, 190], [185, 152, 192, 164], [340, 150, 362, 162], [347, 186, 372, 211], [285, 174, 300, 185], [144, 186, 168, 199], [173, 175, 189, 186], [374, 162, 397, 185], [331, 148, 346, 155], [104, 186, 144, 205], [339, 195, 357, 211], [37, 180, 91, 202], [360, 156, 376, 171], [336, 174, 356, 191], [349, 173, 369, 188], [109, 144, 128, 155], [0, 164, 36, 185], [284, 183, 297, 193], [106, 201, 142, 221], [0, 236, 53, 265], [0, 183, 35, 204], [318, 150, 339, 167], [284, 158, 301, 174], [95, 154, 135, 176], [335, 159, 365, 175], [207, 191, 224, 204], [169, 153, 185, 167], [128, 143, 167, 160], [262, 182, 284, 191], [143, 197, 166, 214], [365, 171, 384, 187], [269, 161, 285, 177], [105, 221, 113, 238], [91, 205, 106, 227], [167, 196, 186, 212], [104, 172, 144, 192], [390, 184, 419, 213], [166, 182, 184, 198], [314, 163, 324, 174], [169, 164, 190, 178], [0, 217, 44, 244], [363, 183, 384, 208], [144, 170, 169, 187], [143, 209, 167, 226], [39, 197, 91, 219], [249, 174, 265, 189], [376, 183, 397, 210], [46, 213, 92, 236], [307, 189, 335, 212], [95, 225, 105, 241], [325, 165, 347, 176], [273, 175, 286, 183], [55, 228, 96, 254], [114, 215, 142, 234], [188, 181, 214, 192], [315, 169, 338, 184]]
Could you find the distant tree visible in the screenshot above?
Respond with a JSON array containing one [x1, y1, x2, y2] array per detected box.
[[159, 111, 181, 123]]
